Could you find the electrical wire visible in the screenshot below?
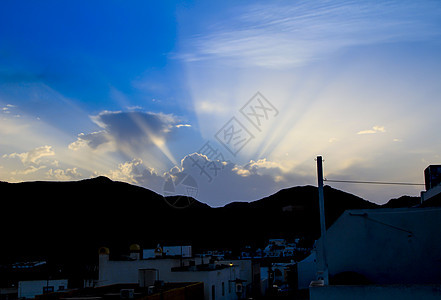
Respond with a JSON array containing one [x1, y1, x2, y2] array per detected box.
[[324, 178, 425, 186]]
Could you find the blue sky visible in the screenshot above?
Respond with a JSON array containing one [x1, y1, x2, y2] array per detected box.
[[1, 0, 441, 206]]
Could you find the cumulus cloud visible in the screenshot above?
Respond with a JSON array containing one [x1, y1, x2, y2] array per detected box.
[[174, 153, 311, 206], [91, 152, 310, 207], [91, 151, 311, 207], [241, 158, 287, 175], [46, 167, 82, 181], [3, 145, 55, 164], [102, 158, 165, 191]]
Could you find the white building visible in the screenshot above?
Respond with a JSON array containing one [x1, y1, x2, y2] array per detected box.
[[98, 246, 205, 287], [18, 279, 68, 299], [97, 245, 252, 300]]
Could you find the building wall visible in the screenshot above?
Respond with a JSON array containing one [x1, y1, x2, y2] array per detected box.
[[310, 284, 441, 300], [422, 184, 441, 202], [98, 254, 208, 286], [99, 256, 179, 286], [216, 260, 252, 284], [166, 267, 240, 300], [140, 282, 204, 300], [215, 260, 260, 298], [315, 207, 441, 284], [98, 254, 241, 299], [18, 280, 68, 299], [297, 251, 317, 289]]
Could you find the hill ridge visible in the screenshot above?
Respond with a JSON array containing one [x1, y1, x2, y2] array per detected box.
[[0, 177, 380, 263]]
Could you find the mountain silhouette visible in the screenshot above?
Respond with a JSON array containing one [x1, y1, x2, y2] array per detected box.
[[381, 195, 421, 208], [0, 177, 378, 285]]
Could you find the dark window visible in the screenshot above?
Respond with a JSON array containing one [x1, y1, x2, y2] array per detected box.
[[212, 285, 215, 300], [222, 282, 225, 296]]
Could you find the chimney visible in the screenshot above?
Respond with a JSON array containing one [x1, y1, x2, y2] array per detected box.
[[99, 247, 110, 263], [154, 244, 163, 258], [129, 244, 141, 260]]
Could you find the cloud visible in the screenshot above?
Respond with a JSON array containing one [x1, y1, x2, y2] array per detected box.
[[46, 167, 82, 181], [372, 126, 385, 133], [127, 106, 143, 110], [174, 153, 312, 206], [68, 110, 193, 167], [179, 1, 441, 68], [12, 165, 46, 175], [357, 129, 376, 135], [2, 104, 16, 114], [357, 126, 386, 135], [75, 111, 184, 152], [175, 124, 192, 128], [232, 158, 287, 177], [101, 158, 165, 191], [3, 145, 55, 164], [91, 110, 178, 135], [68, 131, 110, 151], [93, 153, 311, 207]]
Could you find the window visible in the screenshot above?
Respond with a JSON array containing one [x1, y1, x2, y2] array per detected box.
[[212, 285, 215, 300], [222, 282, 225, 296]]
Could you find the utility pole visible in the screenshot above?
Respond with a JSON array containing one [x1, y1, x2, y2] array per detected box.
[[316, 156, 329, 285]]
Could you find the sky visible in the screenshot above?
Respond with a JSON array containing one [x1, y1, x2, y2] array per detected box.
[[1, 0, 441, 207]]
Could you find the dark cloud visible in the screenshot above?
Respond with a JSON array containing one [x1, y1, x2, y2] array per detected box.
[[70, 111, 187, 154], [72, 131, 109, 150], [92, 111, 178, 148]]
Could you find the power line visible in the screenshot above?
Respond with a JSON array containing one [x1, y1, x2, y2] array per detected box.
[[324, 178, 425, 186]]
